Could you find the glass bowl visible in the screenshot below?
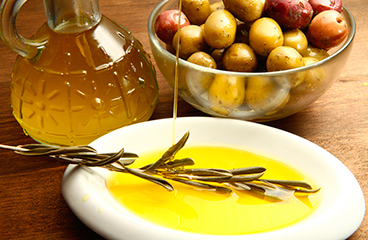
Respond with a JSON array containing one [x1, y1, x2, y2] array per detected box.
[[147, 0, 356, 122]]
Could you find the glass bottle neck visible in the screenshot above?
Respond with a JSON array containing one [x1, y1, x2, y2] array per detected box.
[[43, 0, 101, 33]]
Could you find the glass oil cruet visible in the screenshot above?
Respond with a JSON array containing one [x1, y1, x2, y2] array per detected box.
[[0, 0, 159, 146]]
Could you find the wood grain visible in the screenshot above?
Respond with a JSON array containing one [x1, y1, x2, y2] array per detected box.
[[0, 0, 367, 238]]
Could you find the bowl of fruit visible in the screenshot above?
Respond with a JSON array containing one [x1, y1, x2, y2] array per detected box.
[[148, 0, 355, 122]]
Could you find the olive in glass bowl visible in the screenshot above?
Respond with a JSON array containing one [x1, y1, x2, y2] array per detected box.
[[147, 0, 355, 122]]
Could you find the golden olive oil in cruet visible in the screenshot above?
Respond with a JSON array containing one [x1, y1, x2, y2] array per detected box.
[[0, 0, 159, 146]]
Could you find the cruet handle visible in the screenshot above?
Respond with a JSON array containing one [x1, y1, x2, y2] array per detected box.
[[0, 0, 48, 58]]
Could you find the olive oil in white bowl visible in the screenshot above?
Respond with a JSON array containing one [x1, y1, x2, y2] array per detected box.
[[62, 117, 365, 240]]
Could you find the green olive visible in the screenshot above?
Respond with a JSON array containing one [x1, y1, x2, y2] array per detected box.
[[267, 46, 305, 88], [283, 29, 308, 55], [208, 75, 246, 114], [182, 0, 211, 25], [172, 25, 208, 59], [203, 10, 237, 49], [302, 57, 326, 90], [222, 43, 257, 72], [223, 0, 264, 23], [267, 46, 304, 71], [303, 45, 330, 60], [249, 17, 284, 56], [187, 51, 217, 69], [186, 69, 214, 95], [246, 76, 274, 108], [210, 1, 225, 13], [288, 57, 327, 107], [245, 76, 289, 113]]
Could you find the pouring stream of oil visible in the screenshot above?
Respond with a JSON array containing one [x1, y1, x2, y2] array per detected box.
[[172, 0, 183, 144]]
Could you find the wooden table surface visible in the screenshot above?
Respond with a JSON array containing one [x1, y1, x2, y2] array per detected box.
[[0, 0, 367, 238]]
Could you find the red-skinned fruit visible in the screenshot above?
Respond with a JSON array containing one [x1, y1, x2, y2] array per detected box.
[[307, 10, 348, 49], [265, 0, 314, 29], [155, 10, 190, 45], [309, 0, 343, 15]]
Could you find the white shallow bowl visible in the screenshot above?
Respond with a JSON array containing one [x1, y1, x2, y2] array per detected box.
[[62, 117, 365, 240]]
